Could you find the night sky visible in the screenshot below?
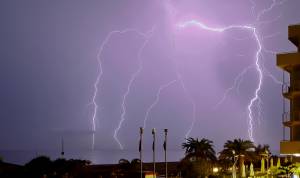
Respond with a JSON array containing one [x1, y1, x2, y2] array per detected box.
[[1, 0, 300, 164]]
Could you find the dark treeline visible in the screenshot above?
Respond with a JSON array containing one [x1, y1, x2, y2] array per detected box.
[[0, 137, 296, 178], [0, 156, 91, 178]]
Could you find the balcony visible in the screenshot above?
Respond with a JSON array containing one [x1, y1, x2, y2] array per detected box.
[[288, 24, 300, 47], [277, 52, 300, 71], [280, 140, 300, 155], [282, 82, 300, 98], [282, 112, 300, 127]]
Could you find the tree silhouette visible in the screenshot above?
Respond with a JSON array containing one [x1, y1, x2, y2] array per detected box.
[[182, 137, 217, 162], [25, 156, 52, 178], [219, 139, 255, 176], [180, 137, 217, 178]]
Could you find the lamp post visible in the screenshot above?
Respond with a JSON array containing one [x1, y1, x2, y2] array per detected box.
[[164, 129, 168, 178], [232, 150, 238, 178], [152, 128, 156, 178], [139, 127, 144, 178], [260, 149, 271, 177], [265, 150, 271, 177], [239, 154, 245, 177]]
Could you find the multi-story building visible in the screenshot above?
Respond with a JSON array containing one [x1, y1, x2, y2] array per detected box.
[[277, 24, 300, 155]]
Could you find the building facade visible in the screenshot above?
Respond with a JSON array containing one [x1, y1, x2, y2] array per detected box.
[[277, 24, 300, 155]]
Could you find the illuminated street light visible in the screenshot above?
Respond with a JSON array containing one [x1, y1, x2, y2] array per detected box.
[[213, 167, 219, 173], [232, 150, 238, 178]]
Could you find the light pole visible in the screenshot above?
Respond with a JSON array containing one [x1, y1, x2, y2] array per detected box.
[[139, 127, 144, 178], [164, 129, 168, 178], [265, 150, 271, 177], [260, 149, 271, 177], [152, 128, 156, 178], [239, 154, 245, 177], [232, 150, 238, 178]]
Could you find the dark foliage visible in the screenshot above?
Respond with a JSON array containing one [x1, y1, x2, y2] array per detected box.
[[180, 137, 217, 178], [0, 156, 91, 178]]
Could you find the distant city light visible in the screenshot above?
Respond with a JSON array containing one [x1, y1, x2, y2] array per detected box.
[[213, 167, 219, 173], [145, 173, 156, 178]]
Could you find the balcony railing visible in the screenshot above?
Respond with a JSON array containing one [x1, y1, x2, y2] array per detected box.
[[282, 112, 290, 124], [282, 81, 300, 97], [282, 83, 290, 94], [282, 111, 300, 127]]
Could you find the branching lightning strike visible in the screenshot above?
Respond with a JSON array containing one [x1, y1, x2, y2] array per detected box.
[[91, 28, 154, 150], [256, 0, 288, 22], [177, 73, 197, 139], [214, 65, 254, 110], [90, 0, 287, 149], [177, 20, 262, 142], [143, 80, 177, 129], [175, 0, 287, 142], [113, 27, 155, 150]]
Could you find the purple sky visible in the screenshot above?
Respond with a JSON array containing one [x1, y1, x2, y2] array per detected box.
[[1, 0, 300, 163]]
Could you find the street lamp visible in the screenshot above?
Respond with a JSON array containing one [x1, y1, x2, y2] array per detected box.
[[260, 149, 271, 176], [139, 127, 144, 178], [265, 149, 271, 176], [232, 150, 238, 178], [213, 167, 219, 174], [164, 129, 168, 178], [152, 128, 156, 178]]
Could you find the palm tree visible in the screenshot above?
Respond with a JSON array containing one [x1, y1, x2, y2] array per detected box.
[[219, 139, 255, 176], [181, 137, 216, 178], [254, 144, 271, 172], [255, 144, 270, 158], [130, 158, 141, 171], [131, 158, 141, 165], [25, 156, 52, 178], [119, 158, 130, 165], [117, 159, 130, 177], [182, 137, 217, 162]]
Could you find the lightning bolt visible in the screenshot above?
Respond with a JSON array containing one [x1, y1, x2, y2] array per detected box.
[[143, 80, 177, 129], [91, 28, 154, 150], [257, 14, 282, 26], [177, 20, 262, 142], [214, 65, 254, 109], [163, 0, 198, 139], [178, 74, 197, 139], [113, 27, 155, 150], [260, 52, 283, 85], [255, 0, 288, 22], [249, 0, 256, 17], [176, 0, 288, 142], [166, 52, 197, 139], [90, 0, 287, 149], [265, 69, 282, 85], [166, 38, 197, 139]]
